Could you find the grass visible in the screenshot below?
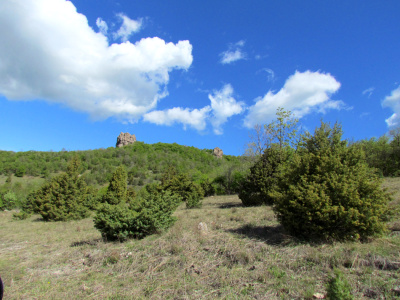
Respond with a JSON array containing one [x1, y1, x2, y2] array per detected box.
[[1, 178, 400, 299]]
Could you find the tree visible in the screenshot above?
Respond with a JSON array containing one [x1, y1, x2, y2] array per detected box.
[[161, 172, 203, 208], [272, 122, 390, 241], [246, 107, 298, 159], [240, 108, 298, 206], [101, 166, 128, 205], [25, 156, 91, 221], [239, 147, 282, 206]]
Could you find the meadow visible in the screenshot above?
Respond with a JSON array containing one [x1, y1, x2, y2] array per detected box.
[[1, 177, 399, 299]]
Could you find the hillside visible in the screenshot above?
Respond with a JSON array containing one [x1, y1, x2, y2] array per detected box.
[[0, 142, 250, 188]]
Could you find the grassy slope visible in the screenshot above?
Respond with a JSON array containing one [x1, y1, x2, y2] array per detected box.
[[1, 178, 400, 299]]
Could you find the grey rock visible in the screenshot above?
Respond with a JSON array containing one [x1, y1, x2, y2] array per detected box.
[[213, 147, 223, 158], [116, 132, 136, 148]]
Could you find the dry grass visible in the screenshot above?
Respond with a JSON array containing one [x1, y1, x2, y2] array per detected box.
[[1, 179, 400, 299]]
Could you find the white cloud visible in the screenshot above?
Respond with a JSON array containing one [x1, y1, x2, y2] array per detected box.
[[257, 68, 275, 82], [96, 17, 108, 36], [114, 13, 142, 42], [0, 0, 193, 122], [244, 70, 342, 128], [382, 86, 400, 128], [143, 84, 244, 134], [362, 87, 375, 98], [220, 40, 246, 64], [209, 84, 245, 134], [143, 107, 211, 131]]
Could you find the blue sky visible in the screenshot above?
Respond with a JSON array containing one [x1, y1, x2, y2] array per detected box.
[[0, 0, 399, 155]]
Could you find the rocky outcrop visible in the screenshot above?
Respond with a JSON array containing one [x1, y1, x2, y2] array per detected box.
[[213, 147, 223, 159], [116, 132, 136, 148]]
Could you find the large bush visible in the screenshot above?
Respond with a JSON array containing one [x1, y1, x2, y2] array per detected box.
[[25, 156, 92, 221], [272, 122, 390, 241]]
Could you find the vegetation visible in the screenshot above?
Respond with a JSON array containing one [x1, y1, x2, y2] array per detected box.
[[326, 269, 354, 300], [239, 147, 283, 206], [273, 122, 390, 241], [0, 142, 245, 187], [0, 119, 399, 298], [1, 179, 400, 299], [94, 168, 181, 241], [23, 156, 93, 221], [354, 127, 400, 177], [160, 168, 204, 209], [240, 108, 298, 207]]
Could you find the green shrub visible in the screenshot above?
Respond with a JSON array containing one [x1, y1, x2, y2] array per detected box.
[[101, 166, 128, 205], [161, 172, 203, 209], [94, 189, 181, 241], [12, 211, 31, 220], [1, 191, 18, 210], [198, 177, 215, 197], [25, 156, 91, 221], [238, 147, 283, 206], [15, 166, 26, 177], [273, 122, 390, 241], [326, 269, 354, 300]]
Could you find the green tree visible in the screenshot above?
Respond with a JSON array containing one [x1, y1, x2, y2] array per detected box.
[[15, 165, 26, 177], [272, 122, 390, 241], [25, 157, 91, 221], [246, 107, 299, 158], [239, 147, 283, 206], [240, 108, 298, 206], [161, 172, 203, 208], [101, 166, 128, 205]]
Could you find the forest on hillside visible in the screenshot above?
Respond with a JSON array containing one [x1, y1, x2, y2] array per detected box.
[[0, 142, 249, 186]]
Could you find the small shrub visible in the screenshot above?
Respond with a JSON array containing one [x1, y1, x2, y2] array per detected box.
[[12, 211, 31, 220], [2, 191, 18, 210], [24, 156, 91, 221], [94, 189, 181, 241], [186, 193, 202, 209], [326, 269, 354, 300], [198, 177, 215, 197], [161, 172, 203, 209]]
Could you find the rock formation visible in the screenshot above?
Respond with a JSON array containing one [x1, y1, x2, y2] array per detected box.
[[116, 132, 136, 148], [213, 147, 223, 159]]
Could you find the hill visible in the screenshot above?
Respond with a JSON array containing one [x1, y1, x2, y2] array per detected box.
[[0, 142, 249, 186]]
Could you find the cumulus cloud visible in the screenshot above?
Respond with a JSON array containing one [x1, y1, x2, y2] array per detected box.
[[143, 84, 244, 134], [0, 0, 193, 122], [209, 84, 245, 134], [382, 86, 400, 128], [113, 13, 142, 42], [143, 107, 211, 131], [244, 71, 343, 128], [220, 40, 246, 64]]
